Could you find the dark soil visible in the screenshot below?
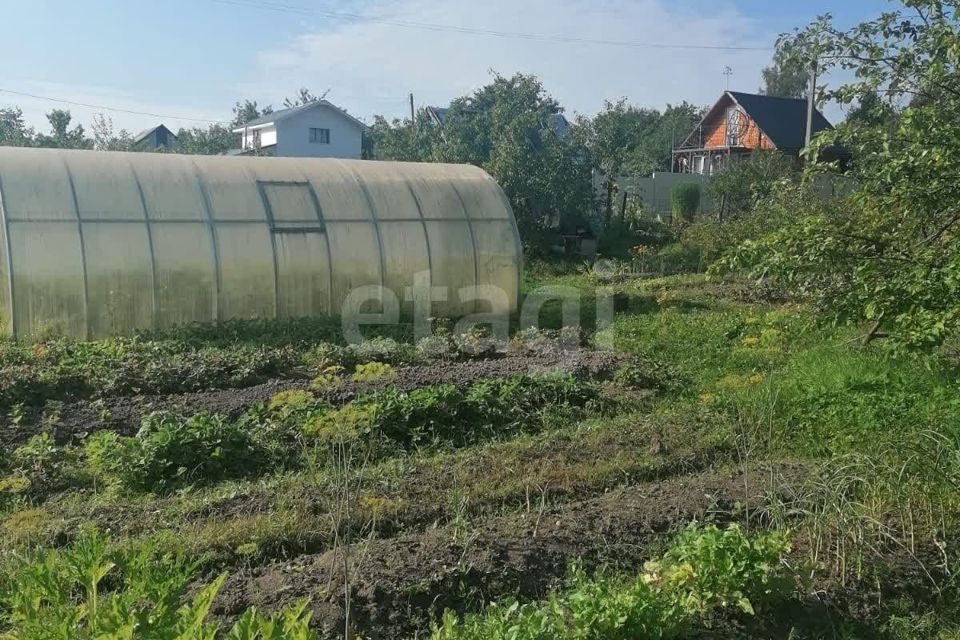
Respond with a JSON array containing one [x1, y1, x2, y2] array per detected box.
[[210, 466, 792, 639], [3, 348, 634, 450]]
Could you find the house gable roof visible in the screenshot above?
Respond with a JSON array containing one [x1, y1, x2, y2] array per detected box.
[[727, 91, 831, 150], [132, 124, 177, 145], [233, 100, 367, 132], [683, 91, 832, 150]]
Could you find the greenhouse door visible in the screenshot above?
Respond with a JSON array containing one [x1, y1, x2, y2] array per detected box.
[[257, 181, 332, 319]]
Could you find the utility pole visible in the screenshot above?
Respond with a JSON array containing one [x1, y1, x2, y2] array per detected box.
[[805, 58, 819, 148], [409, 93, 416, 127]]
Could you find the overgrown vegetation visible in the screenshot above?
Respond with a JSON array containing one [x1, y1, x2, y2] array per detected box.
[[0, 529, 319, 639], [432, 523, 793, 639]]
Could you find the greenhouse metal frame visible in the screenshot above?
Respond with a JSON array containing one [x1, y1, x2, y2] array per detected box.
[[0, 148, 522, 339]]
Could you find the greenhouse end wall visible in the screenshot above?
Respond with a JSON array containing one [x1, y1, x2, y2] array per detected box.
[[0, 148, 523, 339]]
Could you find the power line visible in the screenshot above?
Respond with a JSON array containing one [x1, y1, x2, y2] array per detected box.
[[0, 88, 231, 124], [210, 0, 774, 51]]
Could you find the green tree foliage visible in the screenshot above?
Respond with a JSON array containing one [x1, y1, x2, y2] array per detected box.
[[231, 99, 272, 128], [707, 151, 797, 222], [174, 124, 235, 155], [577, 100, 701, 221], [760, 40, 810, 99], [845, 91, 898, 129], [90, 113, 133, 151], [283, 88, 322, 108], [34, 109, 91, 149], [369, 73, 595, 245], [723, 1, 960, 350], [366, 111, 440, 162], [0, 107, 33, 147]]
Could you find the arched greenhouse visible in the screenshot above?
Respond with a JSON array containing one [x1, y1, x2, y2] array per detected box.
[[0, 148, 522, 339]]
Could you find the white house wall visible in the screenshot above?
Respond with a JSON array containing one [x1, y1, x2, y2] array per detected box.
[[241, 126, 278, 151], [276, 107, 363, 159]]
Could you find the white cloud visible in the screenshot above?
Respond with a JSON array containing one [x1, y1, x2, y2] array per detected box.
[[241, 0, 776, 121]]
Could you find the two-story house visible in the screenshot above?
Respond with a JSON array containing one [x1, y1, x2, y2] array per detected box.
[[673, 91, 832, 175], [233, 100, 367, 158]]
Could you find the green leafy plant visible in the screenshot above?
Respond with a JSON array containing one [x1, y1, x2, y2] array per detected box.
[[0, 529, 320, 639], [85, 412, 268, 494], [671, 182, 701, 225], [310, 365, 346, 392], [432, 523, 792, 639], [351, 362, 397, 384]]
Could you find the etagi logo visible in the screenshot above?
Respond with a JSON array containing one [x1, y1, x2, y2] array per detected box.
[[340, 270, 617, 349]]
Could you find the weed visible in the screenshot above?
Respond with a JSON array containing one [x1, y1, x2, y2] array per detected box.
[[351, 362, 397, 384], [311, 365, 346, 392], [432, 523, 793, 639]]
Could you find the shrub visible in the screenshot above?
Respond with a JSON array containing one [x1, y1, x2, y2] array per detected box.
[[416, 335, 455, 360], [656, 243, 704, 275], [86, 412, 268, 493], [706, 150, 796, 222], [671, 182, 701, 224]]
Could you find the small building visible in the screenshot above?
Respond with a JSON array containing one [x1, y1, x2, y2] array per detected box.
[[233, 100, 367, 158], [673, 91, 832, 175], [0, 147, 522, 339], [132, 124, 178, 152]]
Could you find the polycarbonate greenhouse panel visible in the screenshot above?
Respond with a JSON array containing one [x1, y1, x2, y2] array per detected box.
[[0, 148, 522, 339]]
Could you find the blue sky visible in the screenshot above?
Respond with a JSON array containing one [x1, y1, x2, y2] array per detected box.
[[0, 0, 893, 134]]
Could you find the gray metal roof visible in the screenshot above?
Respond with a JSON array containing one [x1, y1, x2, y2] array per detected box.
[[233, 100, 367, 131], [132, 124, 177, 145]]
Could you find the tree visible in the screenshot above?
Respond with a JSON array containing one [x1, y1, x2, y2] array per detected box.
[[231, 100, 272, 128], [577, 99, 658, 221], [365, 112, 438, 162], [577, 100, 700, 221], [175, 124, 235, 155], [283, 88, 325, 108], [91, 113, 133, 151], [370, 73, 595, 246], [34, 109, 91, 149], [0, 107, 33, 147], [706, 151, 797, 222], [760, 40, 811, 99], [845, 91, 898, 129], [724, 1, 960, 350]]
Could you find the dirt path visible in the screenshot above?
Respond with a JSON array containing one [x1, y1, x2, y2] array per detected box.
[[3, 349, 635, 449], [210, 466, 793, 639]]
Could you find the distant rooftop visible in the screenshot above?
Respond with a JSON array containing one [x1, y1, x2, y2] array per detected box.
[[233, 100, 367, 131]]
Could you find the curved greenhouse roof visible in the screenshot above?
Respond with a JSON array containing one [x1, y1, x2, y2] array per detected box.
[[0, 148, 522, 339]]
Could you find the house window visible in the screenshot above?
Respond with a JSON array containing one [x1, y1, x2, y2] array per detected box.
[[725, 106, 744, 147], [309, 128, 330, 144]]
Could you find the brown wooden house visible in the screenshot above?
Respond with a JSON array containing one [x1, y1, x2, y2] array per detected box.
[[673, 91, 832, 175]]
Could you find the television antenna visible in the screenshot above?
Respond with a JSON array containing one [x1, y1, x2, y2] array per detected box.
[[723, 66, 734, 90]]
